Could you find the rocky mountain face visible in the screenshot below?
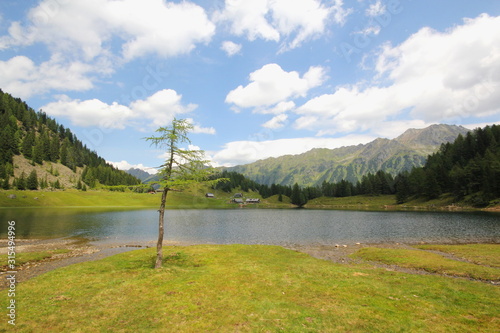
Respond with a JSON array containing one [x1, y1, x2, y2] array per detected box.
[[126, 168, 159, 183], [228, 124, 470, 186]]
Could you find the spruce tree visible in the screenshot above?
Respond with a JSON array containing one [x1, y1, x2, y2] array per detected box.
[[1, 176, 9, 190], [33, 137, 44, 164], [16, 172, 27, 190], [27, 170, 38, 190], [22, 132, 35, 159]]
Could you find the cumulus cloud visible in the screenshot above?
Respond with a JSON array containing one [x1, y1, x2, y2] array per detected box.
[[41, 89, 213, 131], [210, 134, 376, 166], [1, 0, 215, 61], [221, 40, 242, 56], [263, 101, 296, 115], [130, 90, 198, 128], [0, 55, 94, 99], [0, 0, 215, 98], [214, 0, 350, 50], [262, 114, 288, 129], [295, 14, 500, 137], [226, 63, 326, 109], [185, 118, 217, 135], [108, 160, 158, 174]]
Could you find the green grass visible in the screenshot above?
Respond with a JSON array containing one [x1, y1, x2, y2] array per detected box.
[[306, 195, 398, 210], [0, 249, 69, 269], [414, 244, 500, 268], [2, 245, 499, 332], [0, 188, 294, 209], [0, 189, 238, 208], [351, 247, 500, 281]]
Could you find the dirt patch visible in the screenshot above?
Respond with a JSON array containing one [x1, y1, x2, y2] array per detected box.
[[285, 242, 422, 264], [287, 242, 499, 284], [0, 238, 154, 289]]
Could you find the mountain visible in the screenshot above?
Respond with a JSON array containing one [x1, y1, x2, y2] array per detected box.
[[395, 124, 500, 205], [228, 124, 470, 187], [0, 90, 141, 190], [126, 168, 159, 183], [127, 168, 152, 182]]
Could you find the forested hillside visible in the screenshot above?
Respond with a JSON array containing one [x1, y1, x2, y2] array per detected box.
[[229, 124, 469, 187], [0, 90, 140, 190], [394, 125, 500, 206], [214, 125, 500, 208]]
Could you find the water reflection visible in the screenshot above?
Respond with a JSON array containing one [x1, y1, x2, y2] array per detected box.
[[0, 208, 498, 246]]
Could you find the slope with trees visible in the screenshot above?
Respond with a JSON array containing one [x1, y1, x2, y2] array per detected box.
[[394, 125, 500, 206], [229, 124, 470, 187], [0, 90, 141, 191]]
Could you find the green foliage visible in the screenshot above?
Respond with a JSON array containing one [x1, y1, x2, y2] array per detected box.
[[16, 172, 27, 190], [396, 125, 500, 205], [145, 118, 221, 268], [0, 89, 142, 189], [230, 125, 468, 187], [27, 170, 38, 190], [1, 176, 10, 190]]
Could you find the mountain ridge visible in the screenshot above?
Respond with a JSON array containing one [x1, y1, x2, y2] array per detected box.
[[228, 124, 470, 187]]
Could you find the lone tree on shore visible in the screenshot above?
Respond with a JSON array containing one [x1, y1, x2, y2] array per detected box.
[[145, 118, 216, 269]]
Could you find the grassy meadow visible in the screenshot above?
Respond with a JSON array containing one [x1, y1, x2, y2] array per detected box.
[[0, 186, 294, 209], [1, 244, 498, 332]]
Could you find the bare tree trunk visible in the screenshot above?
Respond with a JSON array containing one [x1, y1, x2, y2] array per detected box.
[[155, 188, 168, 269]]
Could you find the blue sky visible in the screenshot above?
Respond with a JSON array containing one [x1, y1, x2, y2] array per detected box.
[[1, 0, 499, 173]]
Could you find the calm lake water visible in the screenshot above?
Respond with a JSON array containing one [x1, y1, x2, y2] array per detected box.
[[0, 208, 499, 246]]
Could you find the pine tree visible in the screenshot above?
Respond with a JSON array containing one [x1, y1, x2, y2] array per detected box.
[[291, 183, 307, 207], [145, 118, 218, 269], [50, 136, 60, 162], [16, 172, 27, 190], [1, 176, 9, 190], [33, 136, 44, 164], [0, 164, 5, 179], [27, 170, 38, 190]]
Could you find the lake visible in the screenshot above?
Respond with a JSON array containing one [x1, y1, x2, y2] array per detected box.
[[0, 208, 499, 246]]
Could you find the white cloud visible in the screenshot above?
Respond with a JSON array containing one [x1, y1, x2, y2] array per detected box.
[[0, 55, 94, 99], [295, 14, 500, 136], [356, 25, 381, 37], [461, 121, 500, 131], [263, 101, 296, 115], [113, 1, 215, 60], [226, 63, 326, 109], [210, 134, 376, 166], [366, 1, 386, 17], [42, 89, 203, 130], [108, 160, 158, 174], [130, 90, 198, 128], [43, 98, 134, 129], [214, 0, 350, 50], [262, 114, 288, 129], [0, 0, 215, 98], [185, 118, 217, 135], [1, 0, 215, 61], [221, 40, 242, 56]]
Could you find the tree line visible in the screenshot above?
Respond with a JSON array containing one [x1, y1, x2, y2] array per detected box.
[[213, 125, 500, 207], [211, 169, 397, 206], [0, 90, 141, 190], [394, 125, 500, 206]]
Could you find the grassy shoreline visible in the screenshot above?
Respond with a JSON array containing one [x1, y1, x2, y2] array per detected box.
[[1, 189, 499, 212], [1, 243, 498, 332]]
